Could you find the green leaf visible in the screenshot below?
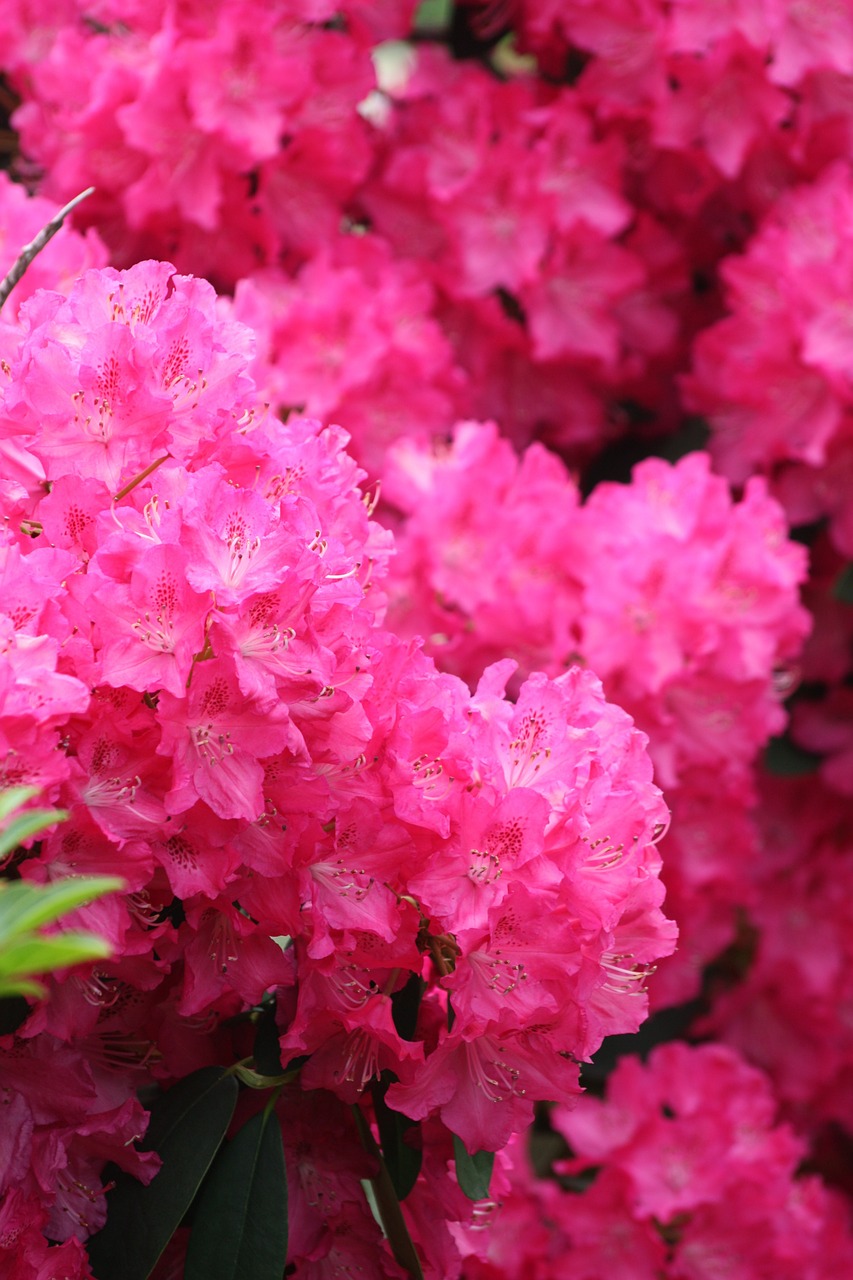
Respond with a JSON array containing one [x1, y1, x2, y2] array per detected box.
[[0, 876, 124, 941], [0, 786, 39, 822], [372, 1078, 422, 1201], [184, 1106, 287, 1280], [0, 931, 112, 989], [764, 735, 821, 777], [453, 1136, 494, 1201], [252, 999, 284, 1076], [0, 995, 30, 1036], [833, 563, 853, 604], [87, 1067, 238, 1280], [414, 0, 452, 30], [0, 975, 44, 999], [390, 972, 423, 1042], [353, 1106, 424, 1279], [0, 806, 67, 858], [233, 1065, 292, 1089]]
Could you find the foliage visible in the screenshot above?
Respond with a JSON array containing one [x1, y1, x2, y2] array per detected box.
[[0, 788, 121, 999]]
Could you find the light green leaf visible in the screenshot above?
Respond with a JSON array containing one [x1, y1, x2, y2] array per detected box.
[[0, 807, 68, 858], [232, 1065, 294, 1089], [0, 931, 112, 984], [413, 0, 451, 29], [0, 976, 45, 999], [0, 876, 123, 941], [0, 787, 39, 822]]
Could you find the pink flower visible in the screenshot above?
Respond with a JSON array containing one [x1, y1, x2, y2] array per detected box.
[[388, 1023, 583, 1154], [520, 231, 646, 365], [85, 543, 211, 697], [407, 788, 551, 932], [157, 654, 297, 821]]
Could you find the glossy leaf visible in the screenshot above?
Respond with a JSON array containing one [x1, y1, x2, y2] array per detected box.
[[353, 1105, 424, 1279], [372, 1077, 422, 1201], [390, 972, 423, 1042], [184, 1106, 287, 1280], [764, 735, 821, 776], [833, 563, 853, 604], [0, 995, 29, 1035], [87, 1067, 238, 1280], [252, 999, 285, 1076], [453, 1136, 494, 1201]]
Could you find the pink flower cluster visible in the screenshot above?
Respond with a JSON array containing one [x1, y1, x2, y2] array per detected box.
[[0, 1036, 157, 1270], [0, 258, 675, 1274], [228, 235, 464, 476], [203, 43, 688, 469], [361, 46, 684, 444], [3, 1, 853, 1274], [687, 162, 853, 556], [703, 772, 853, 1137], [460, 1042, 853, 1280], [6, 0, 853, 476], [0, 0, 416, 288], [474, 0, 853, 230], [383, 423, 809, 1002], [497, 0, 853, 114]]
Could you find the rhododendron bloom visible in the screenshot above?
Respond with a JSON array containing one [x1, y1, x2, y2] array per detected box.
[[157, 655, 297, 821], [7, 1, 853, 1260], [385, 427, 808, 1003]]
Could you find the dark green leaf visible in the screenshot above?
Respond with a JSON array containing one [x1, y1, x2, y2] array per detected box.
[[390, 972, 423, 1042], [764, 736, 821, 776], [87, 1067, 238, 1280], [655, 417, 711, 465], [0, 995, 30, 1036], [453, 1136, 494, 1201], [252, 1000, 284, 1076], [833, 563, 853, 604], [372, 1078, 422, 1201], [184, 1106, 287, 1280], [790, 519, 826, 547], [352, 1106, 424, 1279], [280, 1052, 308, 1076]]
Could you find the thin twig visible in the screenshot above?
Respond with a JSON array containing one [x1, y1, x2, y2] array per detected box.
[[0, 186, 95, 312], [112, 453, 171, 502]]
